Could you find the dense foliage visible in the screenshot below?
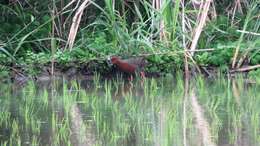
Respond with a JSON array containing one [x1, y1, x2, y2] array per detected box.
[[0, 0, 260, 77]]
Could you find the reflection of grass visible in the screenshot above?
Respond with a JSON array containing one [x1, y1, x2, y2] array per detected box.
[[0, 76, 260, 145], [0, 112, 11, 128]]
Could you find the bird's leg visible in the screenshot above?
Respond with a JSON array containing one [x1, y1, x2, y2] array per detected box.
[[128, 75, 134, 82], [140, 71, 145, 86], [140, 71, 145, 79]]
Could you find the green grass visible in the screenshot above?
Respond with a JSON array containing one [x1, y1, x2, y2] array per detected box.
[[0, 75, 260, 145]]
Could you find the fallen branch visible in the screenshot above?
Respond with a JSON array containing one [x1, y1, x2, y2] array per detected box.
[[229, 64, 260, 73]]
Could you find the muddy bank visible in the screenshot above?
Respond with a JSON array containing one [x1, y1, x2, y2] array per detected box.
[[1, 59, 258, 83], [5, 61, 161, 83]]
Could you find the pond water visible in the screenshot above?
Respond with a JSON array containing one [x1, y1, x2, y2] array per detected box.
[[0, 75, 259, 146]]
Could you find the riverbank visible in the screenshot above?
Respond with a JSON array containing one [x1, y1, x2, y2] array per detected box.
[[1, 56, 260, 84]]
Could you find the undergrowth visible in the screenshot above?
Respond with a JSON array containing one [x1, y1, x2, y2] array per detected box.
[[0, 0, 259, 77]]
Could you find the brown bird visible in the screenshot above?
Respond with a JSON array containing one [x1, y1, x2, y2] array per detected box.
[[108, 56, 146, 79]]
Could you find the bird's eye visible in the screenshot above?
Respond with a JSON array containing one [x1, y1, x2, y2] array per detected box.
[[106, 57, 113, 66]]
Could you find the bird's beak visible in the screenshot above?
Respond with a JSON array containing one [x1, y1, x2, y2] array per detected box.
[[106, 56, 113, 67]]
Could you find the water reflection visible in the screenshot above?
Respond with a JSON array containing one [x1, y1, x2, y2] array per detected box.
[[0, 76, 259, 146]]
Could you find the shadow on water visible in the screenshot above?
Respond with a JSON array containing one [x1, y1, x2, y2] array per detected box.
[[0, 75, 260, 146]]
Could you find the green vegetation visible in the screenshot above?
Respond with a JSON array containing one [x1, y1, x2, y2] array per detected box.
[[1, 1, 260, 145], [0, 0, 260, 77], [1, 75, 260, 145]]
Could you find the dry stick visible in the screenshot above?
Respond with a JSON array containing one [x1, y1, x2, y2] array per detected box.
[[211, 1, 217, 19], [186, 51, 202, 73], [231, 1, 238, 26], [51, 2, 55, 76], [153, 0, 165, 41], [232, 37, 244, 69], [60, 0, 64, 33], [182, 0, 189, 78], [50, 1, 62, 75], [50, 4, 62, 37], [236, 0, 243, 14], [62, 0, 78, 11], [66, 0, 90, 50], [192, 0, 202, 9], [236, 46, 252, 68], [63, 0, 81, 29], [193, 0, 203, 22], [230, 64, 260, 73], [151, 0, 156, 40], [159, 0, 166, 41], [55, 6, 62, 37], [236, 30, 260, 36], [181, 1, 188, 146], [189, 0, 212, 56]]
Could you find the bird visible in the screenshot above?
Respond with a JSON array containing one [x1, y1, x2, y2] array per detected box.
[[107, 56, 147, 80]]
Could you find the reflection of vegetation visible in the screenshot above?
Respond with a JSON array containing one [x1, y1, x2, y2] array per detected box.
[[0, 1, 260, 75], [0, 76, 260, 145], [248, 69, 260, 83]]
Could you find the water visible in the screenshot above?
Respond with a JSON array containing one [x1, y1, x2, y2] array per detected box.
[[0, 75, 259, 146]]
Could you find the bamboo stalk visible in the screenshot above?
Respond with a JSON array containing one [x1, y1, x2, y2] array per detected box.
[[66, 0, 90, 50], [189, 0, 212, 56]]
